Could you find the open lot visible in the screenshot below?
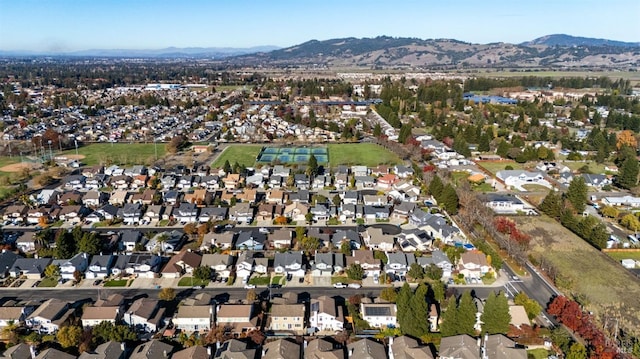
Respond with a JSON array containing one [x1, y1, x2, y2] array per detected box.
[[476, 161, 525, 175], [516, 215, 640, 336], [605, 251, 640, 263], [60, 143, 166, 166], [561, 161, 607, 174], [211, 145, 263, 168]]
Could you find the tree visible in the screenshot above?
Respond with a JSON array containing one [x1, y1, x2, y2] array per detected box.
[[346, 263, 364, 281], [398, 124, 412, 144], [44, 264, 60, 279], [158, 287, 176, 301], [440, 296, 459, 337], [539, 190, 562, 218], [373, 123, 382, 137], [380, 286, 397, 303], [457, 291, 478, 336], [407, 262, 424, 281], [404, 284, 430, 337], [274, 216, 288, 225], [616, 130, 638, 150], [307, 154, 318, 177], [514, 292, 541, 320], [223, 160, 232, 174], [299, 236, 320, 254], [396, 283, 413, 331], [621, 213, 640, 231], [600, 206, 619, 218], [166, 134, 188, 154], [478, 133, 491, 152], [440, 184, 459, 214], [340, 241, 351, 255], [57, 325, 83, 348], [480, 292, 511, 334], [305, 212, 314, 224], [618, 156, 639, 189], [92, 321, 136, 344], [428, 175, 443, 197], [566, 342, 588, 359], [246, 289, 257, 302], [496, 139, 511, 158], [566, 177, 588, 213], [193, 266, 212, 282], [78, 232, 101, 255], [425, 264, 443, 281], [54, 230, 76, 259], [332, 194, 342, 207]]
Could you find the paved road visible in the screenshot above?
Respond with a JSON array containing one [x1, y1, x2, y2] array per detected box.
[[502, 262, 559, 326]]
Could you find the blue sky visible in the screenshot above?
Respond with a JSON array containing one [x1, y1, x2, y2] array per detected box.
[[1, 0, 638, 52]]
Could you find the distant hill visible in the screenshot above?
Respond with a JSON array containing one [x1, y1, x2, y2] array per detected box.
[[0, 46, 280, 58], [229, 35, 640, 69], [522, 34, 640, 48]]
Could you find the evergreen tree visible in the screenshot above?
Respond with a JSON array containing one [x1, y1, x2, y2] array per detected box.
[[539, 190, 562, 218], [398, 124, 413, 144], [307, 154, 319, 177], [566, 177, 588, 213], [439, 296, 459, 337], [373, 123, 382, 137], [496, 139, 511, 158], [478, 133, 491, 152], [78, 232, 101, 255], [405, 284, 430, 337], [618, 156, 639, 189], [396, 283, 412, 330], [441, 184, 459, 215], [55, 230, 76, 259], [457, 291, 478, 336], [480, 292, 511, 334], [223, 160, 231, 174], [428, 175, 443, 198]]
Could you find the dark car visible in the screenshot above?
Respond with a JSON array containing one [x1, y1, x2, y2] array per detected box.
[[268, 284, 282, 289]]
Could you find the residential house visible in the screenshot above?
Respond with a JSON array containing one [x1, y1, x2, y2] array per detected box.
[[245, 173, 264, 188], [229, 202, 253, 224], [265, 189, 285, 204], [81, 306, 121, 328], [124, 298, 165, 333], [483, 194, 526, 214], [262, 338, 301, 359], [362, 195, 386, 206], [173, 299, 213, 333], [457, 251, 492, 280], [235, 251, 256, 279], [347, 250, 382, 278], [63, 174, 86, 190], [270, 228, 294, 249], [355, 176, 375, 188], [371, 165, 389, 176], [288, 190, 310, 204], [27, 299, 73, 334], [335, 173, 349, 190], [235, 231, 267, 250], [108, 190, 129, 206], [269, 304, 306, 335], [83, 191, 108, 208], [332, 230, 361, 249], [391, 202, 416, 220], [421, 215, 460, 244], [129, 340, 174, 359], [78, 341, 125, 359], [396, 229, 433, 252], [215, 304, 258, 333], [351, 166, 368, 177], [362, 227, 395, 252], [284, 202, 309, 222], [269, 175, 284, 188], [59, 253, 89, 280], [394, 165, 414, 178], [390, 336, 434, 359], [56, 205, 89, 223], [15, 232, 37, 253], [311, 253, 345, 276], [174, 203, 199, 223], [200, 175, 220, 190], [439, 334, 526, 359], [307, 227, 333, 248], [582, 173, 612, 188], [213, 339, 256, 359], [85, 255, 114, 279], [416, 250, 453, 278], [223, 173, 242, 190], [305, 337, 345, 359], [94, 204, 119, 222], [3, 205, 28, 223], [310, 204, 330, 222], [602, 195, 640, 208], [161, 249, 202, 279], [198, 207, 227, 223], [119, 203, 142, 225], [10, 258, 52, 279], [0, 251, 20, 278], [177, 175, 194, 190], [360, 303, 397, 329], [377, 173, 399, 189], [201, 253, 234, 279], [143, 205, 164, 223], [202, 231, 236, 250], [342, 191, 359, 205], [58, 191, 83, 206], [172, 346, 209, 359], [145, 231, 184, 253], [236, 188, 257, 204], [160, 175, 177, 189], [124, 254, 163, 278], [256, 203, 276, 222], [109, 175, 132, 190], [496, 170, 545, 187], [294, 174, 310, 190], [339, 204, 359, 223], [0, 306, 33, 329], [363, 205, 390, 221], [309, 296, 344, 332], [35, 348, 77, 359], [121, 230, 142, 252], [85, 174, 108, 191], [346, 338, 387, 359], [385, 252, 415, 277], [272, 165, 290, 177], [130, 189, 156, 206], [163, 190, 180, 206], [273, 252, 306, 277]]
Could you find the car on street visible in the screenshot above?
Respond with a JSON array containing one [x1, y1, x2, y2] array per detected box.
[[244, 284, 256, 289], [268, 284, 282, 289], [333, 283, 346, 289], [348, 283, 361, 289]]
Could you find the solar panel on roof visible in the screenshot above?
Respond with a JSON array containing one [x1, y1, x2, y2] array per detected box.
[[364, 306, 391, 316]]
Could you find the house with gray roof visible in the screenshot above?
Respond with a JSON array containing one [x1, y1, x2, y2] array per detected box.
[[78, 341, 125, 359], [396, 228, 433, 252], [129, 340, 174, 359], [10, 258, 52, 279], [85, 254, 114, 279], [274, 252, 306, 277], [262, 338, 300, 359], [347, 338, 387, 359], [416, 250, 452, 278], [385, 252, 415, 277]]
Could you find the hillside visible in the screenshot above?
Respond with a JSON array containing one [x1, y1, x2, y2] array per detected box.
[[229, 35, 640, 69], [522, 34, 640, 48]]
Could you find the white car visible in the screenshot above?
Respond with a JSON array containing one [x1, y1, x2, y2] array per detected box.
[[244, 284, 256, 289], [348, 283, 361, 289], [333, 283, 346, 288]]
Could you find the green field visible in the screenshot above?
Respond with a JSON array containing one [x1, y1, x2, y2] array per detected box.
[[103, 279, 130, 287], [177, 277, 209, 287], [327, 143, 401, 167], [60, 143, 166, 166], [38, 277, 58, 287], [211, 145, 263, 168], [561, 161, 607, 174], [472, 69, 640, 82], [476, 161, 525, 175], [606, 251, 640, 263]]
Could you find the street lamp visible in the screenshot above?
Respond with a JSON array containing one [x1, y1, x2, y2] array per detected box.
[[47, 140, 52, 161], [74, 140, 78, 156]]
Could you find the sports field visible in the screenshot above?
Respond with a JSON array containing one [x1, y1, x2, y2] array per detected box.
[[60, 143, 166, 166], [211, 143, 401, 168]]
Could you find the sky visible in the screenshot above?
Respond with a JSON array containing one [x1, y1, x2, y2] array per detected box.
[[1, 0, 638, 52]]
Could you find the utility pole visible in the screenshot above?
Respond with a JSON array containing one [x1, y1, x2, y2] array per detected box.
[[74, 140, 78, 156], [47, 140, 53, 161]]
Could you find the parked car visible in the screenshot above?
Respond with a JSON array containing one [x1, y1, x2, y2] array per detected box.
[[244, 284, 256, 289], [373, 274, 379, 284], [333, 283, 346, 289], [348, 283, 361, 289], [268, 283, 282, 289]]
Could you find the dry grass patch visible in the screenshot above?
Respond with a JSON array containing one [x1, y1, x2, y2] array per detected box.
[[516, 215, 640, 336]]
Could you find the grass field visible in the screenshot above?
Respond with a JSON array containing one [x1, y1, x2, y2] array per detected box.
[[327, 143, 401, 167], [472, 69, 640, 82], [516, 215, 640, 336], [605, 251, 640, 263], [248, 276, 271, 286], [177, 277, 209, 287], [211, 145, 263, 168], [476, 161, 525, 175], [38, 278, 58, 287], [561, 161, 607, 174], [527, 348, 552, 359], [61, 143, 166, 166], [103, 279, 130, 287]]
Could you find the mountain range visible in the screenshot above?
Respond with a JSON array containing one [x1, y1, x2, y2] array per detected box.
[[2, 34, 639, 69]]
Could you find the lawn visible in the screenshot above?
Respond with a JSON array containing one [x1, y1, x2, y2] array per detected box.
[[522, 184, 552, 192], [476, 161, 525, 175], [103, 279, 130, 287], [38, 277, 58, 288], [211, 145, 263, 168], [561, 161, 607, 174], [248, 276, 271, 286], [60, 143, 166, 166], [527, 348, 552, 359], [606, 251, 640, 263], [271, 275, 284, 285], [327, 143, 401, 167], [177, 277, 210, 287], [516, 215, 640, 337]]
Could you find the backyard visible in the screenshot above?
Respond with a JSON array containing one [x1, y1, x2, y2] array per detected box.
[[516, 215, 640, 337], [476, 160, 525, 175]]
